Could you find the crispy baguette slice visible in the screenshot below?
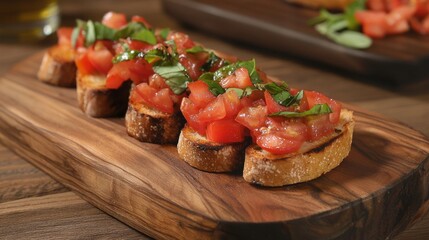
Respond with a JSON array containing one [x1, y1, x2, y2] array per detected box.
[[125, 101, 185, 144], [177, 125, 250, 172], [37, 45, 76, 87], [76, 71, 130, 118], [285, 0, 354, 9], [243, 109, 354, 187]]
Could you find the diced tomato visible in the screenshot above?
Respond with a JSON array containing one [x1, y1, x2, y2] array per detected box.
[[235, 105, 267, 130], [127, 39, 153, 52], [306, 115, 334, 141], [134, 83, 174, 114], [181, 98, 207, 135], [414, 0, 429, 18], [256, 132, 303, 155], [179, 53, 207, 81], [197, 96, 226, 122], [264, 91, 287, 114], [102, 12, 127, 29], [355, 11, 388, 38], [129, 89, 145, 104], [289, 88, 299, 95], [219, 67, 253, 89], [167, 31, 195, 52], [57, 27, 73, 46], [106, 58, 154, 89], [303, 90, 341, 124], [131, 15, 151, 29], [206, 119, 246, 143], [148, 74, 169, 89], [367, 0, 388, 12], [75, 51, 96, 75], [222, 90, 242, 118], [86, 41, 114, 75], [188, 80, 216, 108], [151, 88, 174, 114], [410, 15, 429, 34]]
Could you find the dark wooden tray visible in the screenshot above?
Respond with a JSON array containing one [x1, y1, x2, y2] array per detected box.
[[162, 0, 429, 84], [0, 52, 429, 239]]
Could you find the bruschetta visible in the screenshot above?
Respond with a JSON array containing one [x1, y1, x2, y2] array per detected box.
[[37, 28, 78, 87], [177, 57, 354, 184], [41, 11, 354, 187], [74, 12, 158, 117]]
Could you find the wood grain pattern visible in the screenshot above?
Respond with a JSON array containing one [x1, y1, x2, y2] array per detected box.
[[0, 145, 67, 203], [0, 192, 147, 240], [162, 0, 429, 84], [0, 52, 428, 239]]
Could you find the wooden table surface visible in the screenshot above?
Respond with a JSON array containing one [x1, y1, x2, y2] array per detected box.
[[0, 0, 428, 239]]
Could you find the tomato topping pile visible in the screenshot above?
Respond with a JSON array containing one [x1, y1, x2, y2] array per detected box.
[[180, 61, 342, 153], [62, 11, 345, 155], [356, 0, 429, 37], [181, 80, 248, 143], [130, 74, 185, 114]]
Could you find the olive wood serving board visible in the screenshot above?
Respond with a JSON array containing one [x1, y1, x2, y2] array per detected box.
[[162, 0, 429, 84], [0, 52, 428, 239]]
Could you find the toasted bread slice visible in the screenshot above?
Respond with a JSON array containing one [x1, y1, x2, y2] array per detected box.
[[177, 125, 250, 172], [243, 109, 354, 187], [37, 45, 76, 87], [285, 0, 353, 9], [76, 71, 130, 118], [125, 100, 185, 144]]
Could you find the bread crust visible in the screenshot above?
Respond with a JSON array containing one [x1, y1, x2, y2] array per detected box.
[[286, 0, 354, 9], [243, 109, 355, 187], [76, 71, 130, 118], [125, 102, 185, 144], [177, 125, 250, 172], [37, 45, 76, 87]]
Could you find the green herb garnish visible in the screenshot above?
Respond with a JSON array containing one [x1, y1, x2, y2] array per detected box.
[[212, 59, 262, 84], [186, 45, 207, 54], [72, 20, 157, 47], [153, 63, 191, 94], [270, 104, 332, 118], [309, 0, 371, 49], [159, 28, 170, 40], [200, 52, 224, 72]]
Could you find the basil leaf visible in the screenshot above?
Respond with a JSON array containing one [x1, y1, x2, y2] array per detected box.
[[153, 63, 191, 94], [270, 104, 332, 118], [345, 0, 367, 30], [200, 78, 225, 96], [259, 82, 289, 95], [310, 0, 371, 49], [199, 72, 214, 81], [71, 27, 80, 48], [85, 20, 96, 46], [144, 48, 168, 64], [238, 59, 262, 84], [213, 59, 261, 84], [201, 52, 223, 72], [228, 87, 256, 99], [273, 91, 292, 105], [113, 50, 144, 63], [131, 28, 157, 45], [332, 30, 372, 49], [114, 22, 141, 39], [282, 90, 303, 106], [186, 45, 207, 54], [93, 22, 116, 40], [159, 28, 170, 40]]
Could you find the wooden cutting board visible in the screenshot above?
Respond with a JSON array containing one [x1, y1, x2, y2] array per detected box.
[[162, 0, 429, 84], [0, 52, 428, 239]]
